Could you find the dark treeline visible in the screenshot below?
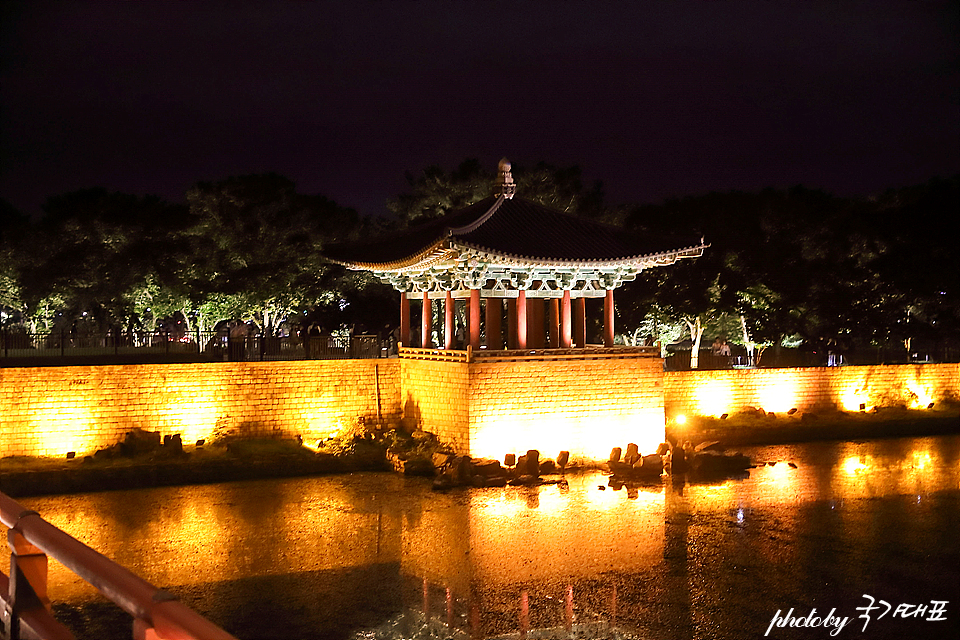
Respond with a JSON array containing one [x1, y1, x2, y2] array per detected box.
[[0, 162, 957, 359]]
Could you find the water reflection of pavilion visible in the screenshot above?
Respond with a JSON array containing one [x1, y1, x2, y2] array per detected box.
[[387, 478, 676, 639]]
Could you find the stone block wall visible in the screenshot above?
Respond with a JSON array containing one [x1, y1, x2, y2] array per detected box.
[[399, 358, 470, 452], [466, 355, 666, 463], [0, 360, 401, 458], [663, 363, 959, 418], [2, 359, 955, 461]]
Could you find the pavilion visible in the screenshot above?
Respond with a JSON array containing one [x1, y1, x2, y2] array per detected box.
[[325, 159, 707, 462], [326, 159, 707, 351]]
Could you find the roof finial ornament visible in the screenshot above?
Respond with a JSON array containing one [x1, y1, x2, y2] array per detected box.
[[496, 157, 516, 199]]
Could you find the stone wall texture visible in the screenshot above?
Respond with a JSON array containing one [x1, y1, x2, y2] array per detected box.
[[465, 355, 665, 462], [663, 363, 959, 417], [1, 359, 956, 460], [400, 358, 470, 452], [0, 360, 401, 457]]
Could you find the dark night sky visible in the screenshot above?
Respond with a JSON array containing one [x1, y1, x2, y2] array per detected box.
[[1, 1, 958, 218]]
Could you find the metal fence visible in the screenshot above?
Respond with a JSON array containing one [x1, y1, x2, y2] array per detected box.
[[664, 346, 960, 371], [0, 328, 388, 364]]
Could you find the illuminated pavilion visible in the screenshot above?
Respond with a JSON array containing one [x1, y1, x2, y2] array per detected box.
[[327, 159, 707, 351], [325, 159, 707, 461]]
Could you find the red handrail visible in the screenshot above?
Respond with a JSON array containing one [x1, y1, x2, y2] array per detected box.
[[1, 492, 237, 640]]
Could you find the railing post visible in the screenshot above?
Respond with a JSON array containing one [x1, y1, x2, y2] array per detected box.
[[8, 524, 50, 640], [9, 529, 49, 604]]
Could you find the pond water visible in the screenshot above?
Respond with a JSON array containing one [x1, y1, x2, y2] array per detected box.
[[21, 434, 960, 640]]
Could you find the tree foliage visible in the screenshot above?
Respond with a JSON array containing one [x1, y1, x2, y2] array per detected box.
[[10, 176, 383, 336], [620, 178, 960, 354], [2, 166, 956, 359]]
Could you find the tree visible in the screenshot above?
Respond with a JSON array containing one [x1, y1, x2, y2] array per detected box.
[[18, 189, 191, 331], [183, 173, 368, 333], [0, 198, 29, 325], [622, 180, 960, 360], [389, 158, 607, 225]]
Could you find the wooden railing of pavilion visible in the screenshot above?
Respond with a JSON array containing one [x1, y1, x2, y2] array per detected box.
[[399, 345, 660, 363]]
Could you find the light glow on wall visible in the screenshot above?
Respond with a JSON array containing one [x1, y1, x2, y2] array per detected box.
[[470, 409, 664, 463], [910, 450, 932, 471], [695, 378, 733, 417], [840, 385, 871, 412], [842, 456, 869, 475], [157, 393, 220, 445], [757, 374, 799, 413], [905, 380, 933, 409], [31, 400, 97, 457], [302, 405, 348, 444]]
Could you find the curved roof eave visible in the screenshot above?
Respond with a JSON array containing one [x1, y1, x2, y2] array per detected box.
[[327, 238, 452, 272], [448, 239, 710, 269], [331, 239, 709, 273]]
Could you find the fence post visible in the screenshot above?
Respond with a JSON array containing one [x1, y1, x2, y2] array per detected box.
[[7, 522, 69, 640]]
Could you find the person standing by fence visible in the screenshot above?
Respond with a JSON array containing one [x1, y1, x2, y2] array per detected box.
[[228, 320, 246, 361]]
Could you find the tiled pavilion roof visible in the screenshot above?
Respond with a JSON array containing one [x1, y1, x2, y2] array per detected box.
[[323, 158, 707, 295], [324, 195, 706, 270]]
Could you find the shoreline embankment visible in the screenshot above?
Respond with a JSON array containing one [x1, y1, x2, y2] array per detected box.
[[2, 410, 956, 499]]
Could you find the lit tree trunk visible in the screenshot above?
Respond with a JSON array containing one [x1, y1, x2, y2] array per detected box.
[[740, 315, 755, 364], [180, 307, 192, 339], [684, 316, 704, 369]]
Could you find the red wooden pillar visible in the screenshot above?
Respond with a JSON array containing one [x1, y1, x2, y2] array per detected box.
[[422, 291, 432, 348], [446, 587, 454, 628], [486, 298, 502, 349], [423, 577, 430, 618], [574, 296, 586, 347], [548, 298, 560, 348], [470, 600, 480, 640], [516, 291, 527, 349], [469, 289, 481, 350], [519, 590, 529, 639], [603, 289, 615, 347], [444, 291, 454, 350], [560, 290, 572, 348], [400, 293, 410, 347], [611, 582, 618, 625], [528, 298, 544, 349]]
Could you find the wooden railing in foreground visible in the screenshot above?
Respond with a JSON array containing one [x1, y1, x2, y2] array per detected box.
[[0, 492, 237, 640]]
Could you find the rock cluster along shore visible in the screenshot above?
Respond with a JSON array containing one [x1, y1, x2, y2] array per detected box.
[[605, 440, 753, 480], [387, 447, 573, 490], [386, 437, 758, 489], [0, 429, 389, 498]]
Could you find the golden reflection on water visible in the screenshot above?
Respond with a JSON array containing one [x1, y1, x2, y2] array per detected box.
[[19, 435, 960, 636], [401, 478, 666, 595]]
